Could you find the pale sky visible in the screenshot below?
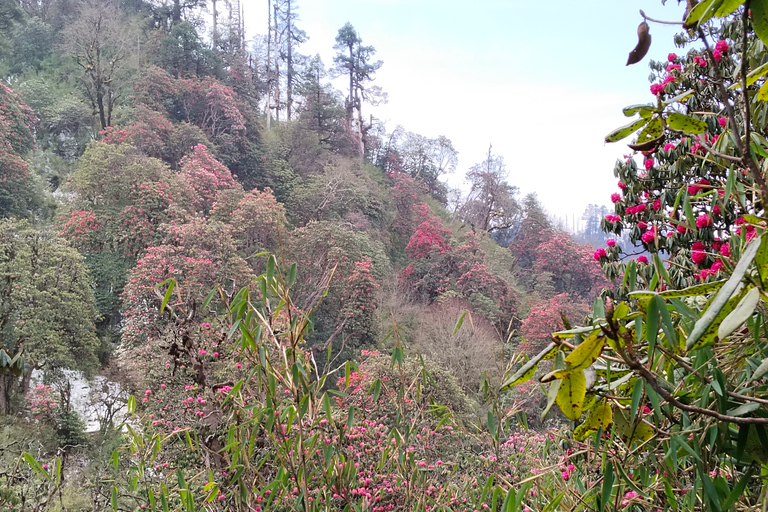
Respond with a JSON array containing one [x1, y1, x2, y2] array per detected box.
[[243, 1, 687, 227]]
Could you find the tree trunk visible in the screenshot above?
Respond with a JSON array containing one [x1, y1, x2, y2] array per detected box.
[[286, 0, 293, 121], [212, 0, 218, 48], [0, 374, 10, 415]]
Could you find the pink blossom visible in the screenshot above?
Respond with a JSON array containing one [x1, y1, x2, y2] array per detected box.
[[668, 53, 677, 62], [712, 49, 722, 61], [618, 181, 627, 190], [711, 260, 725, 273], [637, 255, 649, 264], [650, 83, 664, 95], [663, 143, 675, 151], [652, 199, 661, 211], [696, 214, 712, 228], [645, 158, 654, 171], [716, 40, 729, 53], [676, 224, 688, 234], [638, 221, 648, 230], [641, 230, 656, 244], [718, 117, 727, 128], [692, 248, 707, 264], [713, 205, 721, 215], [606, 238, 616, 247], [593, 248, 607, 261], [721, 243, 730, 257], [611, 193, 621, 203], [666, 63, 682, 73]]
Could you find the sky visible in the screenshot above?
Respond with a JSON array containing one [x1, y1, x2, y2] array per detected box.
[[242, 1, 687, 229]]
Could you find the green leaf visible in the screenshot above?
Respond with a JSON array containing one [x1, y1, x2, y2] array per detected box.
[[158, 278, 175, 314], [599, 462, 615, 512], [556, 370, 587, 421], [622, 104, 656, 118], [753, 0, 768, 47], [715, 0, 744, 16], [663, 89, 695, 105], [722, 466, 755, 510], [634, 116, 664, 143], [718, 286, 760, 340], [687, 235, 762, 350], [667, 112, 708, 134], [453, 310, 467, 335], [685, 0, 724, 27], [23, 453, 50, 480], [659, 280, 726, 298], [287, 262, 297, 287], [605, 117, 650, 143], [111, 486, 118, 511], [500, 342, 556, 390], [752, 357, 768, 382], [727, 402, 760, 416]]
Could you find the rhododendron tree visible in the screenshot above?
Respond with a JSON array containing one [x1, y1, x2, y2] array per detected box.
[[507, 5, 768, 510], [0, 83, 37, 217], [0, 219, 98, 414]]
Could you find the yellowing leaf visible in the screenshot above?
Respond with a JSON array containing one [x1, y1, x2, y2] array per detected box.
[[556, 370, 587, 421], [614, 408, 654, 447], [565, 332, 606, 371], [574, 400, 613, 441], [718, 286, 760, 340], [667, 112, 708, 134], [605, 117, 650, 143]]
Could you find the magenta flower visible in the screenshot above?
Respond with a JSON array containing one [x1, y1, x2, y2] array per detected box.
[[696, 214, 712, 228], [637, 255, 649, 264], [652, 199, 661, 211], [663, 143, 675, 151], [611, 193, 621, 203], [650, 83, 664, 95], [645, 158, 654, 171], [712, 49, 722, 61], [721, 243, 730, 257], [593, 248, 607, 261], [716, 40, 728, 53], [718, 117, 727, 128], [606, 238, 616, 247], [638, 221, 648, 230], [668, 53, 677, 62], [692, 249, 707, 265], [618, 181, 627, 190], [641, 230, 656, 244]]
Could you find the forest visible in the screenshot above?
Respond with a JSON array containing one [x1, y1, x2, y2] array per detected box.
[[2, 0, 768, 510]]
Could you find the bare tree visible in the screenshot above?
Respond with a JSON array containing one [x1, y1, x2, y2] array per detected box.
[[459, 145, 521, 233], [62, 0, 134, 130]]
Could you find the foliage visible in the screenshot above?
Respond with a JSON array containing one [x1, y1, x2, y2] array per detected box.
[[0, 82, 37, 218], [0, 219, 98, 414], [508, 5, 768, 510]]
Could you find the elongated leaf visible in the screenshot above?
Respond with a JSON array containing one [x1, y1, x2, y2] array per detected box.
[[158, 278, 175, 314], [659, 280, 726, 298], [500, 342, 556, 390], [23, 453, 50, 480], [690, 289, 746, 350], [605, 117, 649, 143], [600, 462, 615, 512], [753, 0, 768, 47], [573, 400, 612, 441], [752, 357, 768, 382], [687, 235, 762, 350], [556, 370, 587, 420], [663, 89, 695, 105], [111, 486, 118, 511], [635, 116, 664, 143], [452, 310, 467, 335], [667, 112, 708, 134], [622, 104, 656, 118], [718, 286, 760, 340], [685, 0, 723, 27], [552, 325, 601, 338], [715, 0, 744, 16], [614, 408, 654, 446], [758, 80, 768, 102], [727, 402, 760, 416], [722, 466, 755, 510], [564, 332, 605, 371]]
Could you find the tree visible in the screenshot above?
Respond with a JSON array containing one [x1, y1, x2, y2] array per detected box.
[[0, 219, 98, 415], [273, 0, 307, 121], [459, 146, 521, 234], [508, 5, 768, 509], [332, 22, 385, 157], [62, 0, 134, 130], [0, 83, 37, 218]]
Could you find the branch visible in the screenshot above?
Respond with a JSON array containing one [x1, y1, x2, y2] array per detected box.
[[604, 301, 768, 425]]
